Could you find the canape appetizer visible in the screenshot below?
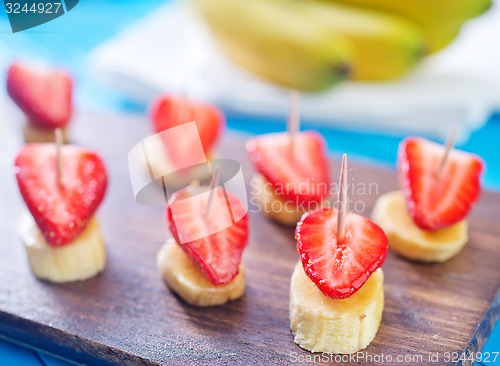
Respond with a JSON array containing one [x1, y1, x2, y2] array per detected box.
[[246, 131, 330, 225], [372, 136, 483, 262], [145, 94, 225, 189], [290, 156, 388, 353], [14, 138, 108, 282], [7, 61, 73, 143], [246, 91, 330, 225], [157, 182, 248, 306]]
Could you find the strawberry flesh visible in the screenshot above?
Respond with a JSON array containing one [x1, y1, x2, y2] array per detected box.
[[246, 132, 330, 205], [15, 144, 108, 246], [7, 62, 73, 129], [151, 94, 225, 166], [167, 186, 248, 285], [296, 207, 388, 299], [398, 137, 483, 230]]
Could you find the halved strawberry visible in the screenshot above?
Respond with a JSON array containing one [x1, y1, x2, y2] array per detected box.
[[296, 207, 388, 299], [7, 61, 73, 129], [398, 137, 483, 230], [167, 186, 248, 285], [151, 94, 225, 159], [246, 132, 330, 205], [15, 144, 107, 246]]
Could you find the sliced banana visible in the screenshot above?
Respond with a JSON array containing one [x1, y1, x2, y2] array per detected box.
[[23, 121, 69, 143], [251, 174, 325, 226], [157, 239, 245, 306], [290, 261, 384, 354], [20, 214, 106, 283], [371, 191, 468, 262]]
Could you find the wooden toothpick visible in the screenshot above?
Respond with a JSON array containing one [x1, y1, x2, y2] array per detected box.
[[204, 166, 221, 218], [337, 154, 347, 244], [177, 89, 189, 123], [288, 89, 300, 156], [55, 128, 63, 185], [437, 125, 458, 179]]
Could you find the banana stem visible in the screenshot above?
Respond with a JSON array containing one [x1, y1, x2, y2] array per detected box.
[[55, 128, 63, 185], [337, 154, 347, 244], [288, 89, 300, 156], [437, 125, 458, 179]]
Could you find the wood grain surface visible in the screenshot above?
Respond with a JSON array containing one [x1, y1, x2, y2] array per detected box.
[[0, 111, 499, 366]]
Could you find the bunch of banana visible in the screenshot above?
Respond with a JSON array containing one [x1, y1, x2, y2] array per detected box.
[[325, 0, 492, 52], [195, 0, 491, 89], [196, 0, 352, 90], [292, 0, 424, 80]]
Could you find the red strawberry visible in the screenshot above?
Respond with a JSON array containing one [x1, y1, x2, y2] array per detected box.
[[246, 132, 330, 205], [15, 144, 108, 246], [167, 186, 248, 285], [7, 62, 73, 129], [151, 94, 225, 160], [296, 208, 388, 299], [398, 137, 483, 230]]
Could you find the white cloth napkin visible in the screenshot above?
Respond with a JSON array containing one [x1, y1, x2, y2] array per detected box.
[[89, 0, 500, 142]]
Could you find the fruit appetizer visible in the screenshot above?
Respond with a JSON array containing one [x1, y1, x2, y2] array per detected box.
[[372, 135, 483, 262], [14, 134, 108, 283], [246, 91, 330, 225], [7, 61, 73, 143], [290, 155, 388, 354], [146, 94, 225, 188], [157, 179, 249, 306]]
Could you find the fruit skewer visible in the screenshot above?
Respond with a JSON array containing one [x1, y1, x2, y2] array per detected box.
[[7, 61, 73, 143], [157, 169, 249, 306], [15, 130, 108, 282], [372, 127, 484, 262], [144, 94, 225, 190], [290, 154, 388, 353], [247, 90, 330, 225]]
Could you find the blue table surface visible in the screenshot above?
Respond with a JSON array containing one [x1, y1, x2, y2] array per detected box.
[[0, 1, 499, 365]]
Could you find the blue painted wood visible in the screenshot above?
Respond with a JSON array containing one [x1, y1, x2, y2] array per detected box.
[[0, 338, 43, 365], [479, 315, 500, 364], [39, 353, 75, 366]]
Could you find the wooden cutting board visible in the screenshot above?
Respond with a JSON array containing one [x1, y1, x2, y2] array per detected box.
[[0, 111, 499, 366]]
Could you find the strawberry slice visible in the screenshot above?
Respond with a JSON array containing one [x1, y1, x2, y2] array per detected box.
[[296, 207, 388, 299], [15, 144, 108, 246], [246, 132, 330, 205], [7, 62, 73, 129], [398, 137, 483, 230], [167, 186, 248, 285], [151, 94, 225, 161]]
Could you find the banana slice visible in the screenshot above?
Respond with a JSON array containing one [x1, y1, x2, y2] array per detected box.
[[23, 121, 69, 143], [251, 174, 326, 226], [290, 262, 384, 354], [20, 214, 106, 283], [371, 191, 468, 262], [157, 239, 245, 306]]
